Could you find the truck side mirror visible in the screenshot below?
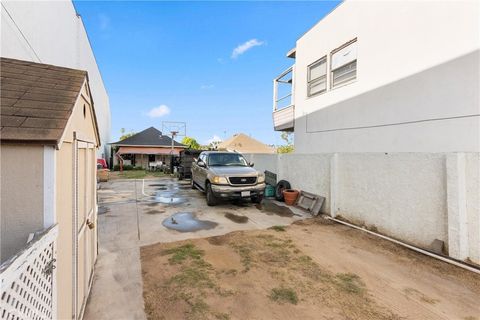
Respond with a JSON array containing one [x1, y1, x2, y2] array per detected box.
[[249, 162, 254, 167], [198, 160, 206, 168]]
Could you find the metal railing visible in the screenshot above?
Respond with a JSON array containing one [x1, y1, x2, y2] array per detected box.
[[273, 65, 294, 112]]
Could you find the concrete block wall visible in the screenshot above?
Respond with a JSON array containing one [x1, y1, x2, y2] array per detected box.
[[243, 152, 480, 264]]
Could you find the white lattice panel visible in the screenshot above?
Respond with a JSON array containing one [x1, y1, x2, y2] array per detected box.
[[1, 225, 58, 320]]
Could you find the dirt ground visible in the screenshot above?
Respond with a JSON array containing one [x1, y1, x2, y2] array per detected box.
[[141, 218, 480, 320]]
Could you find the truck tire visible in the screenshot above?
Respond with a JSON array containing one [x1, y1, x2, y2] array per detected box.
[[275, 180, 291, 201], [206, 182, 218, 206]]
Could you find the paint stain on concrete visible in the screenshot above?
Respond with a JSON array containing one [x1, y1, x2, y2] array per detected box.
[[255, 201, 294, 217], [224, 212, 248, 223], [162, 212, 218, 232]]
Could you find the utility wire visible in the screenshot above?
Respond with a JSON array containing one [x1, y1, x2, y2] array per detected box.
[[1, 2, 42, 62]]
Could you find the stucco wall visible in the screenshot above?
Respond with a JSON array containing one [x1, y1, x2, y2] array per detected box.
[[465, 153, 480, 263], [245, 152, 480, 264], [291, 1, 479, 153], [0, 0, 111, 159], [336, 153, 447, 248], [0, 144, 44, 262]]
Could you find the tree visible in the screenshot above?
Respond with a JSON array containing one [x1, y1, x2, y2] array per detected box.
[[119, 128, 135, 141], [277, 132, 294, 154], [181, 136, 201, 149], [209, 140, 222, 150]]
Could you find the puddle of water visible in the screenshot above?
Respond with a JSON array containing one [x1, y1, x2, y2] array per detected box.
[[155, 196, 185, 204], [224, 212, 248, 223], [162, 212, 218, 232], [149, 184, 167, 187], [255, 201, 294, 217]]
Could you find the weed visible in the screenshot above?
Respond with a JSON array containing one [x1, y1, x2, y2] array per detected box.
[[163, 243, 204, 264], [270, 225, 286, 232], [185, 297, 210, 320], [231, 243, 253, 272], [169, 266, 214, 289], [334, 273, 365, 294], [214, 312, 231, 320], [269, 287, 299, 304]]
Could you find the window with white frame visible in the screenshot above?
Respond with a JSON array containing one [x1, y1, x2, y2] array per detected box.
[[307, 56, 327, 97], [331, 39, 357, 88]]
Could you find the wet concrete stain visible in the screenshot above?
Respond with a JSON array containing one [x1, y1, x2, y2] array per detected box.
[[149, 184, 167, 187], [146, 202, 160, 207], [224, 212, 248, 223], [255, 201, 294, 217], [98, 206, 110, 215], [146, 209, 166, 215], [162, 212, 218, 232]]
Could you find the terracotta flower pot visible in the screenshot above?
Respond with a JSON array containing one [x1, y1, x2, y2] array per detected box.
[[283, 189, 299, 205]]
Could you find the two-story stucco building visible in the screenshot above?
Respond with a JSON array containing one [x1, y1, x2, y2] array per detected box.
[[247, 0, 479, 265]]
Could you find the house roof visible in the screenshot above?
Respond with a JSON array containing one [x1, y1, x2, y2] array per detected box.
[[217, 133, 276, 154], [0, 57, 94, 146], [110, 127, 185, 148]]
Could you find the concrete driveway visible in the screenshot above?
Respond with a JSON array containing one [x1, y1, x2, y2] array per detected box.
[[84, 177, 308, 320]]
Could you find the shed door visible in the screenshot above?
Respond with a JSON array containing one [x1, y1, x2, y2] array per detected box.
[[73, 133, 97, 320]]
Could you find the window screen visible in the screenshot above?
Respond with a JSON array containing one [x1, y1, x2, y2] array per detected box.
[[331, 39, 357, 87], [307, 57, 327, 96]]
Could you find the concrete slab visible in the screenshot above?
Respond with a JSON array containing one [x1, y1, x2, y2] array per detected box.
[[84, 177, 309, 320]]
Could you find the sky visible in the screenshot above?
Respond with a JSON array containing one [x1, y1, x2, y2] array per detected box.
[[73, 1, 341, 146]]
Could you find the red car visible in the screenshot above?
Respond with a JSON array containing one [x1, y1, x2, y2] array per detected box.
[[97, 158, 108, 169]]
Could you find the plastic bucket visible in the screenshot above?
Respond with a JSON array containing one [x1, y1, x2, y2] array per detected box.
[[265, 185, 275, 198]]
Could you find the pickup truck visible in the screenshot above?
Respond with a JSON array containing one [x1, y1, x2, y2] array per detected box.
[[191, 151, 265, 206]]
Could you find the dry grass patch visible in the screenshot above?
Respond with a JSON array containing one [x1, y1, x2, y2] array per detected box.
[[141, 228, 400, 320]]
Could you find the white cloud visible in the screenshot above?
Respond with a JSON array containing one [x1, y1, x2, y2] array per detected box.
[[98, 14, 110, 31], [146, 105, 170, 118], [231, 39, 264, 59], [200, 84, 215, 90], [206, 135, 222, 145]]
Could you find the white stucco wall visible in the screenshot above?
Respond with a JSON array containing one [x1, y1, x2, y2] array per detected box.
[[245, 152, 480, 264], [291, 1, 480, 153], [465, 153, 480, 263], [336, 153, 447, 248], [0, 0, 111, 159]]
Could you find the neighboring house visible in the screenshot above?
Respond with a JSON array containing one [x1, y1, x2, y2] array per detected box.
[[0, 58, 100, 320], [111, 127, 186, 169], [217, 133, 276, 154], [247, 1, 480, 264], [1, 0, 111, 160]]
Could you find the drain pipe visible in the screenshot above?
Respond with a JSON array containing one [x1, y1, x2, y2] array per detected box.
[[325, 216, 480, 275]]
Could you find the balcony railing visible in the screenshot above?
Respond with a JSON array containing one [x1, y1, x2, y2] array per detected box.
[[273, 66, 295, 131], [0, 224, 58, 320]]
